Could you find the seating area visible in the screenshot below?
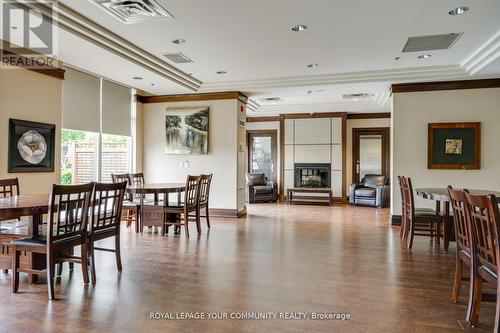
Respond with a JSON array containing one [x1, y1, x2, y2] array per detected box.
[[1, 1, 500, 332]]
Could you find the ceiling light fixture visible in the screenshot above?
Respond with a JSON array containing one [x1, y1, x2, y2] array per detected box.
[[216, 71, 227, 75], [150, 83, 155, 86], [307, 63, 319, 68], [172, 38, 186, 44], [448, 6, 469, 16], [132, 76, 143, 80], [417, 54, 432, 59], [291, 24, 307, 32], [10, 26, 18, 30]]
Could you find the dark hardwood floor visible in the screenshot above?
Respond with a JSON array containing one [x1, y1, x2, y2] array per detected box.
[[0, 204, 495, 332]]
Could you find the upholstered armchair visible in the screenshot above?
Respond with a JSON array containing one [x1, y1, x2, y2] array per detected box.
[[246, 173, 278, 203], [349, 174, 390, 208]]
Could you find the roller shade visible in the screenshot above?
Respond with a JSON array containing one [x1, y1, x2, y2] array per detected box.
[[62, 67, 100, 133], [102, 80, 131, 137]]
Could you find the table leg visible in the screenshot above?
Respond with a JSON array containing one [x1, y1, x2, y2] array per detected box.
[[329, 191, 333, 206], [28, 210, 43, 284]]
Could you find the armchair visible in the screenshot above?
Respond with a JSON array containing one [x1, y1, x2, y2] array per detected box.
[[246, 173, 278, 203], [349, 174, 390, 208]]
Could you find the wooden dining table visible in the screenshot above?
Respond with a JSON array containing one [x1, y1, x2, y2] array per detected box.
[[415, 188, 500, 252], [0, 194, 49, 282]]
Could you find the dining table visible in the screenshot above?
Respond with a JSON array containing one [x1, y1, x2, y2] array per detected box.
[[415, 188, 500, 252], [0, 193, 49, 282]]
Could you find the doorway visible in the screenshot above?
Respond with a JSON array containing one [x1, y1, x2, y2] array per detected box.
[[352, 128, 390, 183], [247, 130, 278, 182]]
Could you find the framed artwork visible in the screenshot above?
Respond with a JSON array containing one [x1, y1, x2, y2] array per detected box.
[[8, 119, 56, 173], [428, 122, 481, 170], [165, 107, 209, 154]]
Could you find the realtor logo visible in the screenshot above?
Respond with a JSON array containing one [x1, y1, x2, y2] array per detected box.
[[1, 0, 54, 55]]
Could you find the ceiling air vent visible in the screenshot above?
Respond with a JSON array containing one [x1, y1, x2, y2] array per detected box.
[[259, 97, 281, 104], [89, 0, 174, 24], [162, 52, 193, 63], [402, 33, 462, 52], [343, 93, 373, 100]]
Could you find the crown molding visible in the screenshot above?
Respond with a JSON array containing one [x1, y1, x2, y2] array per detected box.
[[198, 66, 467, 92], [347, 112, 391, 120], [246, 116, 280, 123], [391, 78, 500, 93], [462, 30, 500, 75], [247, 102, 390, 116], [18, 1, 201, 91], [138, 91, 248, 104]]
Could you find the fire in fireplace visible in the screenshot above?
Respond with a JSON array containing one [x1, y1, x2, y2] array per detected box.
[[294, 163, 331, 188]]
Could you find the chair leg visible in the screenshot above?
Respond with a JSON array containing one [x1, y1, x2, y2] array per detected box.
[[57, 263, 63, 276], [47, 252, 55, 300], [206, 206, 211, 229], [195, 211, 201, 234], [89, 239, 97, 284], [11, 249, 20, 293], [493, 280, 500, 332], [407, 218, 415, 250], [3, 269, 8, 274], [451, 254, 462, 303], [184, 213, 190, 238], [115, 234, 122, 272], [135, 206, 140, 233], [69, 247, 74, 271], [81, 244, 90, 284], [469, 270, 482, 326]]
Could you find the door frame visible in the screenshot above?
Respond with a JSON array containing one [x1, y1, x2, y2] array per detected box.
[[246, 129, 278, 182], [352, 127, 390, 183]]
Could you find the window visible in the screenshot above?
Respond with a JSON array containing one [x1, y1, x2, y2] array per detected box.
[[101, 134, 132, 183], [61, 129, 99, 184]]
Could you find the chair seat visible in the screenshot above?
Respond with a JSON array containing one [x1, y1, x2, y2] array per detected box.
[[354, 188, 376, 198], [11, 234, 82, 247], [254, 185, 273, 194], [415, 208, 441, 217]]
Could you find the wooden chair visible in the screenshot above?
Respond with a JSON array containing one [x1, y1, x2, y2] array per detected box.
[[448, 186, 475, 322], [198, 174, 213, 229], [142, 176, 201, 237], [0, 178, 21, 274], [11, 183, 94, 300], [401, 176, 442, 250], [88, 181, 127, 284], [111, 173, 139, 232], [465, 192, 500, 329], [397, 176, 407, 245]]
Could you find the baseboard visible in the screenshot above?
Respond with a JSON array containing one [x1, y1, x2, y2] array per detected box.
[[391, 215, 402, 226], [206, 207, 247, 218], [284, 195, 344, 202]]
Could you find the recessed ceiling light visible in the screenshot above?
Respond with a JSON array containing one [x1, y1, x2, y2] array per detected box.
[[291, 24, 307, 32], [307, 63, 319, 68], [172, 38, 186, 44], [10, 26, 18, 30], [216, 71, 227, 75], [150, 83, 155, 86], [448, 6, 469, 16], [417, 54, 432, 59], [132, 76, 143, 80], [394, 56, 400, 61]]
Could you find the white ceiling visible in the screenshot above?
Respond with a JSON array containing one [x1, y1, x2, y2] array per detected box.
[[5, 0, 500, 114]]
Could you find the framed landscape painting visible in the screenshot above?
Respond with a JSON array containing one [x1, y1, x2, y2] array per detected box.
[[428, 122, 481, 170], [8, 119, 56, 172], [165, 107, 209, 154]]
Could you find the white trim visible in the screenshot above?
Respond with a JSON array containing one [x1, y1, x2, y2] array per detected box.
[[462, 30, 500, 75]]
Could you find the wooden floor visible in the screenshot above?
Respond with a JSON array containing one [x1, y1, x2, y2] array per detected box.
[[0, 203, 495, 332]]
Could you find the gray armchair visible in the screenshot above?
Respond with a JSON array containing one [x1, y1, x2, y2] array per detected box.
[[349, 174, 390, 208], [246, 173, 278, 203]]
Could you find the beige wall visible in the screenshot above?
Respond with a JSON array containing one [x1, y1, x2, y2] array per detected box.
[[391, 87, 500, 216], [142, 99, 244, 211], [133, 101, 144, 173], [346, 118, 391, 195], [0, 67, 62, 194]]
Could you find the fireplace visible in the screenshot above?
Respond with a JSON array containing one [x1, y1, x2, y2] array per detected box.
[[294, 163, 331, 188]]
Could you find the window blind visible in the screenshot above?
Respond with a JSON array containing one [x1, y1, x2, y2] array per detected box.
[[102, 80, 132, 137]]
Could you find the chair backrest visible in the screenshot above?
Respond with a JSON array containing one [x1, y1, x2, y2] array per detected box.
[[129, 173, 145, 187], [199, 174, 213, 206], [465, 192, 500, 275], [47, 183, 94, 244], [401, 176, 416, 219], [111, 173, 131, 185], [362, 174, 387, 188], [448, 186, 472, 255], [397, 176, 406, 216], [91, 181, 127, 234], [184, 175, 201, 207], [0, 177, 20, 197], [246, 173, 266, 186]]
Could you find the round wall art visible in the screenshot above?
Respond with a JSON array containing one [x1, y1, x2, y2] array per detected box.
[[17, 130, 47, 165]]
